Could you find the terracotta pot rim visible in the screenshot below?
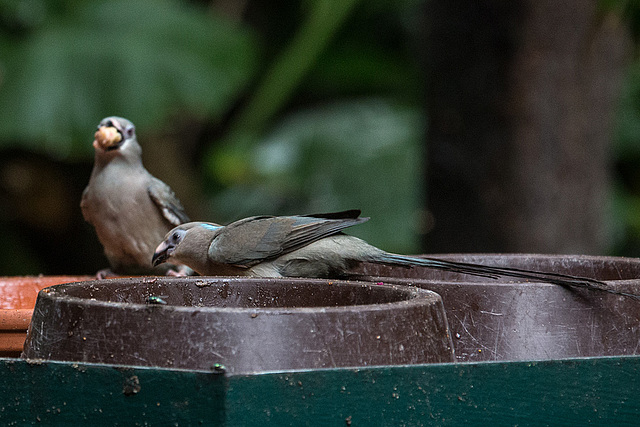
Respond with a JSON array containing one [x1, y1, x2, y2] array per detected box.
[[0, 308, 32, 330]]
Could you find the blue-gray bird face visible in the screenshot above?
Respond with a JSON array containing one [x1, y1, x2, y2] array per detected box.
[[152, 229, 187, 266], [93, 117, 136, 151]]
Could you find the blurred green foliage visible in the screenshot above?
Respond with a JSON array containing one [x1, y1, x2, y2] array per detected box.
[[604, 0, 640, 255], [0, 0, 426, 273], [3, 0, 640, 274], [0, 0, 257, 156], [601, 0, 640, 43], [212, 99, 425, 252], [613, 65, 640, 255]]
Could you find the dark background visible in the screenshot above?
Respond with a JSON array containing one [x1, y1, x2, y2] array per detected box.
[[0, 0, 638, 275]]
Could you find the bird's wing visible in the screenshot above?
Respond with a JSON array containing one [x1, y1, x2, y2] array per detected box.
[[210, 212, 369, 266], [147, 178, 190, 226], [281, 213, 369, 253], [79, 187, 92, 222], [302, 209, 362, 220]]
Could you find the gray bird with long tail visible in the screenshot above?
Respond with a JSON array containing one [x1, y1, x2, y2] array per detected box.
[[152, 210, 638, 298], [81, 116, 190, 278]]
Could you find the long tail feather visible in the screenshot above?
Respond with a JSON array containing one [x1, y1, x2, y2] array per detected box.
[[377, 254, 640, 300]]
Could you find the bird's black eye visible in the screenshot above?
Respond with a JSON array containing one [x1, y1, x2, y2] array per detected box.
[[123, 125, 135, 138], [172, 231, 181, 242], [104, 120, 113, 128]]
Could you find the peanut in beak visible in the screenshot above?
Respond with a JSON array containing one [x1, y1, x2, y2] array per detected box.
[[93, 126, 122, 150]]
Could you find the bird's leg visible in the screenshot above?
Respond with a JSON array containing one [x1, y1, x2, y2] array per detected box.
[[166, 264, 193, 277], [95, 268, 117, 280]]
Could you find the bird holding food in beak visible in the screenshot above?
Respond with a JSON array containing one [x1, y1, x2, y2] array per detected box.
[[81, 116, 191, 278]]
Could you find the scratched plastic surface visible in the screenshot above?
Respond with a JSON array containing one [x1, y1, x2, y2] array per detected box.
[[22, 277, 454, 373], [356, 254, 640, 362]]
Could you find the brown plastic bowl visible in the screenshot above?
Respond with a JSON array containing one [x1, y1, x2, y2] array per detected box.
[[22, 277, 454, 374], [356, 254, 640, 362]]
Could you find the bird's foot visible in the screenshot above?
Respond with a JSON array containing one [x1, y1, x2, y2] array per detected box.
[[166, 265, 193, 277], [95, 268, 117, 279]]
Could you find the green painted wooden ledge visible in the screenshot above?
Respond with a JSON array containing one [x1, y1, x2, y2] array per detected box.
[[2, 356, 640, 425]]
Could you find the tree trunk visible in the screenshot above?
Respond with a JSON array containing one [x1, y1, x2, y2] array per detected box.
[[423, 0, 632, 254]]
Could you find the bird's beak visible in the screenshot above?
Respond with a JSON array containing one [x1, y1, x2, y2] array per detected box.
[[93, 126, 123, 151], [152, 240, 173, 267]]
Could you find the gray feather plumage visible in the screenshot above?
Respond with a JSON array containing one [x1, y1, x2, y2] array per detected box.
[[208, 211, 368, 266], [148, 177, 190, 226], [153, 210, 637, 298], [82, 116, 189, 275]]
